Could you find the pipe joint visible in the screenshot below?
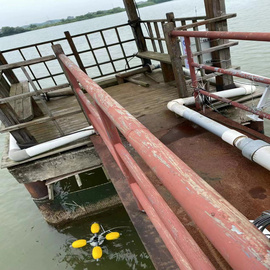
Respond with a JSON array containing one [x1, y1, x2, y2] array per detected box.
[[221, 130, 247, 146], [240, 139, 269, 161]]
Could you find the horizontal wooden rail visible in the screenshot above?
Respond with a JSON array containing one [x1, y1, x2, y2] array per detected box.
[[175, 13, 236, 30], [0, 55, 56, 71], [54, 47, 270, 270], [0, 83, 69, 104], [141, 15, 206, 23]]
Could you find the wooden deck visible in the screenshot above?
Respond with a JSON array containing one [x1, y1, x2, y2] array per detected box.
[[1, 70, 187, 168]]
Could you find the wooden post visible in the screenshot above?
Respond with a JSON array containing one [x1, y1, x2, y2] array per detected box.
[[123, 0, 151, 66], [0, 52, 19, 84], [64, 31, 87, 73], [204, 0, 234, 90], [52, 44, 92, 127], [163, 18, 188, 97]]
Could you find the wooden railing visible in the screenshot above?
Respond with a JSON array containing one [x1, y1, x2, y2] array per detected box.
[[141, 15, 206, 54], [0, 23, 140, 89]]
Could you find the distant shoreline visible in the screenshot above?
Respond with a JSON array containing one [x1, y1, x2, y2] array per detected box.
[[0, 0, 172, 38]]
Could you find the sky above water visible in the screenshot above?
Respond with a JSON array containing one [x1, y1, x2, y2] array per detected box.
[[0, 0, 138, 28]]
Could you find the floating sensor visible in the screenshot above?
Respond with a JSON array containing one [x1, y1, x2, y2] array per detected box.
[[71, 222, 122, 261]]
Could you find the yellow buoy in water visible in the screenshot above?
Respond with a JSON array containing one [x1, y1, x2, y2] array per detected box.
[[92, 246, 102, 260], [91, 223, 100, 234], [72, 239, 87, 248], [105, 232, 120, 240]]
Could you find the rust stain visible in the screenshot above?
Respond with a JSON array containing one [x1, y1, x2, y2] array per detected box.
[[249, 187, 267, 200]]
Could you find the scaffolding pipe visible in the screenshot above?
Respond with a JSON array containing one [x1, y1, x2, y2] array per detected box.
[[57, 52, 270, 270]]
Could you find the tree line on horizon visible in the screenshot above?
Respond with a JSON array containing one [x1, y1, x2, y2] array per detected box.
[[0, 0, 172, 38]]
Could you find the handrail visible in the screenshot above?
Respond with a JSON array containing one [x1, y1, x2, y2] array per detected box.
[[52, 44, 270, 270], [0, 55, 56, 71], [171, 29, 270, 114], [175, 14, 236, 30]]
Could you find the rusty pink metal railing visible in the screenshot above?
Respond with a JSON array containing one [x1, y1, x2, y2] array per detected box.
[[53, 44, 270, 270], [171, 30, 270, 117]]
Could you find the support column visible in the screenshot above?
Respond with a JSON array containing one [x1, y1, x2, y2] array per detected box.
[[0, 52, 19, 84], [163, 16, 188, 97], [123, 0, 151, 66], [204, 0, 234, 90]]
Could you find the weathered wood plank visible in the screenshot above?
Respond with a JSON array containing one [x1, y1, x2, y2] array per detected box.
[[137, 41, 238, 64], [137, 51, 171, 64], [0, 52, 19, 83], [0, 84, 69, 104], [8, 145, 101, 183], [9, 81, 34, 122], [0, 55, 56, 71], [175, 13, 236, 30], [0, 72, 11, 97]]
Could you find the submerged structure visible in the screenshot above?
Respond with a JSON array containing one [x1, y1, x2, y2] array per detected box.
[[1, 0, 270, 269]]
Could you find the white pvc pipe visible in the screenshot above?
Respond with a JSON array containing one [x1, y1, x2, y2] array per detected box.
[[9, 126, 95, 162], [168, 81, 256, 107], [167, 90, 270, 171]]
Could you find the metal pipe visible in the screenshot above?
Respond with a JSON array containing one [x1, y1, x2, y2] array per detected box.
[[130, 183, 194, 270], [191, 62, 270, 85], [171, 30, 270, 42], [197, 88, 270, 120], [57, 53, 270, 270], [115, 143, 215, 270]]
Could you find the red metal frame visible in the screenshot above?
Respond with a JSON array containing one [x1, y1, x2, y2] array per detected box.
[[197, 88, 270, 120], [171, 30, 270, 119], [55, 51, 270, 270]]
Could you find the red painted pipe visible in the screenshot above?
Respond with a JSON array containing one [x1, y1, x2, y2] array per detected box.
[[197, 88, 270, 120], [57, 53, 270, 270], [171, 30, 270, 42], [131, 182, 194, 270], [192, 62, 270, 85], [115, 143, 215, 270]]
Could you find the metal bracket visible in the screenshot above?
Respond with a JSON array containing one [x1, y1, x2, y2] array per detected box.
[[247, 85, 270, 121]]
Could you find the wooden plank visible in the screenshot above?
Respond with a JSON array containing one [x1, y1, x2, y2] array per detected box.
[[0, 108, 83, 133], [154, 22, 164, 53], [22, 81, 34, 121], [137, 51, 171, 64], [9, 81, 34, 122], [0, 83, 69, 104], [0, 103, 36, 145], [64, 31, 86, 73], [141, 16, 206, 23], [0, 52, 19, 83], [137, 41, 238, 63], [146, 22, 158, 52], [0, 55, 56, 71], [0, 72, 11, 97], [175, 13, 236, 30], [8, 145, 101, 183]]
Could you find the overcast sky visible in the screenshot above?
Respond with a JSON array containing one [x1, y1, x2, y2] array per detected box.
[[0, 0, 132, 28]]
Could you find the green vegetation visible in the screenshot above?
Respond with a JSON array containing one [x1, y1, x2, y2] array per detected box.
[[0, 0, 172, 37]]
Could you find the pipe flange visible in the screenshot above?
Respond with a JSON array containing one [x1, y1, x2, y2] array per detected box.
[[241, 140, 269, 161]]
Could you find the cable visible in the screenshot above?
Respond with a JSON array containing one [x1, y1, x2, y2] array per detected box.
[[253, 211, 270, 234]]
